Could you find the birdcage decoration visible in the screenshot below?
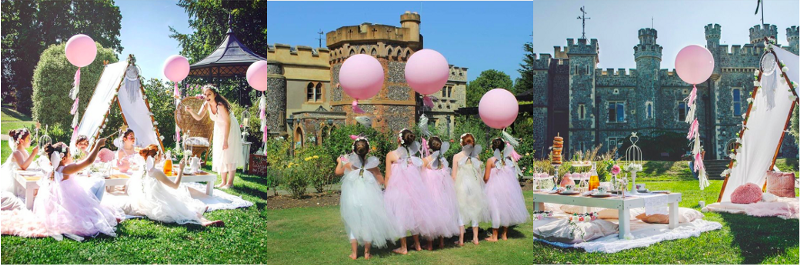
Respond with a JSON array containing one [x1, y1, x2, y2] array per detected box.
[[38, 131, 52, 155], [241, 108, 251, 140], [624, 132, 644, 194]]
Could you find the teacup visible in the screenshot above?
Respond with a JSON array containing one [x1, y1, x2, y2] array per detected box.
[[597, 186, 608, 195], [565, 184, 575, 192], [636, 184, 646, 191]]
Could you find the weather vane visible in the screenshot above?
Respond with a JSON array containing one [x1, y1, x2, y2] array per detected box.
[[317, 29, 324, 48], [577, 6, 591, 39]]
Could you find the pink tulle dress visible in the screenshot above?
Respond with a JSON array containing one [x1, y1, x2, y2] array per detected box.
[[420, 144, 460, 239], [384, 142, 439, 238], [484, 153, 529, 228], [32, 166, 121, 241]]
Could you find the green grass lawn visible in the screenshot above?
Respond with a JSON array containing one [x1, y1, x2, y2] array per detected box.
[[533, 180, 799, 264], [267, 192, 535, 264], [1, 144, 269, 263], [1, 104, 36, 133]]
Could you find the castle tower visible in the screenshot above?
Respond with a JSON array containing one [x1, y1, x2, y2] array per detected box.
[[400, 12, 421, 44], [705, 24, 722, 79], [787, 26, 799, 54], [566, 38, 599, 155], [266, 58, 287, 136], [633, 28, 662, 129], [749, 24, 778, 45]]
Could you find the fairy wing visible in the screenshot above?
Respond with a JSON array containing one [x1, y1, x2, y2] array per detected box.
[[408, 141, 421, 157], [347, 153, 363, 169], [364, 156, 380, 170]]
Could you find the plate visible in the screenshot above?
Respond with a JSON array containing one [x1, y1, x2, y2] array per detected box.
[[559, 191, 581, 195], [591, 193, 613, 197], [650, 190, 670, 194]]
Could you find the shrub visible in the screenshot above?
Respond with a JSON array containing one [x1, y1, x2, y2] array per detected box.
[[280, 157, 308, 199], [32, 42, 119, 132], [296, 144, 334, 193]]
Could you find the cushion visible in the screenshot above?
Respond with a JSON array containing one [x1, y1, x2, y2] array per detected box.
[[731, 183, 763, 204], [635, 208, 704, 224], [597, 208, 645, 220], [761, 192, 778, 202], [766, 171, 796, 198], [561, 205, 599, 214], [184, 137, 210, 147], [533, 218, 618, 244]]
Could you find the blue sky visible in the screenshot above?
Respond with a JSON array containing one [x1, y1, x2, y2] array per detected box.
[[534, 0, 800, 70], [267, 1, 534, 82], [116, 0, 191, 80]]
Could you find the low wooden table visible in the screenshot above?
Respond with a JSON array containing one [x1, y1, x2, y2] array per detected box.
[[532, 191, 682, 239], [13, 168, 218, 210]]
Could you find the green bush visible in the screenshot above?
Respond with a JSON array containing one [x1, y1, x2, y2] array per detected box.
[[266, 137, 291, 194], [32, 42, 119, 132], [280, 157, 308, 199], [296, 145, 334, 193], [140, 78, 177, 149]]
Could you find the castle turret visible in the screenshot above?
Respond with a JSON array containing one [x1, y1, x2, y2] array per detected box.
[[787, 26, 799, 55], [749, 24, 778, 45], [566, 38, 599, 155], [705, 24, 721, 79], [400, 11, 421, 44], [633, 28, 662, 128], [266, 46, 287, 136]]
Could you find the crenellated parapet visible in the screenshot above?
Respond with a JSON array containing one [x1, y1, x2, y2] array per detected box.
[[533, 53, 552, 70], [596, 68, 637, 87], [448, 65, 468, 83], [267, 43, 331, 68], [749, 24, 778, 45]]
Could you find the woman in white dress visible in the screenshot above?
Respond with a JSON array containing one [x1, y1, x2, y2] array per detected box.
[[123, 144, 224, 227], [185, 85, 244, 189]]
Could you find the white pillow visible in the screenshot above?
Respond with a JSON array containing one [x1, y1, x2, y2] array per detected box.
[[561, 205, 600, 214], [597, 208, 645, 220], [533, 218, 618, 244], [761, 192, 778, 202], [184, 137, 210, 147], [636, 208, 704, 224]]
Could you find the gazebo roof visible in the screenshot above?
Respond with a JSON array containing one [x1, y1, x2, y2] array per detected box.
[[189, 27, 266, 77]]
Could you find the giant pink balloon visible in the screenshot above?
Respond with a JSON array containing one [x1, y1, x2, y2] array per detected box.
[[247, 60, 268, 91], [675, 45, 714, 85], [163, 55, 190, 82], [405, 49, 449, 95], [479, 89, 519, 129], [339, 54, 384, 100], [65, 34, 97, 67]]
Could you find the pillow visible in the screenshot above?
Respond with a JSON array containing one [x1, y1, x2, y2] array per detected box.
[[635, 208, 704, 224], [561, 205, 599, 214], [533, 218, 618, 244], [766, 171, 796, 198], [731, 183, 763, 204], [184, 137, 210, 147], [597, 208, 645, 220], [761, 192, 778, 202]]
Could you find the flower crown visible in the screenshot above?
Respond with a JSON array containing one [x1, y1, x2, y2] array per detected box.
[[351, 136, 371, 153], [398, 128, 410, 145]]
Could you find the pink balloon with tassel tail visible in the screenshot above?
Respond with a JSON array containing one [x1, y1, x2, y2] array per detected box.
[[339, 54, 384, 114], [405, 49, 449, 108]]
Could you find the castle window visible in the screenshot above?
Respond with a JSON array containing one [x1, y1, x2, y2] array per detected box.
[[677, 101, 688, 121], [448, 86, 453, 97], [607, 101, 625, 123], [607, 137, 623, 150], [586, 66, 591, 75], [575, 66, 579, 75], [442, 88, 447, 97], [613, 89, 620, 95], [646, 102, 653, 119], [733, 88, 742, 116], [315, 83, 322, 101], [307, 82, 321, 102], [578, 104, 586, 120]]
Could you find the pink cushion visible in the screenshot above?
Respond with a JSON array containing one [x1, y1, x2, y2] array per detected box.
[[766, 171, 796, 198], [731, 183, 763, 204]]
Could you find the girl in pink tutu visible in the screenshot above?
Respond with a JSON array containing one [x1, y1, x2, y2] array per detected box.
[[384, 129, 438, 254], [33, 140, 122, 241], [420, 136, 460, 250], [483, 138, 529, 242], [452, 133, 489, 245]]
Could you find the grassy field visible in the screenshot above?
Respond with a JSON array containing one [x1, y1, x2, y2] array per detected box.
[[267, 192, 535, 264], [1, 134, 269, 264], [1, 104, 36, 134]]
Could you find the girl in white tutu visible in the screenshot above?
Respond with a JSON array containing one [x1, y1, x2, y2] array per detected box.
[[483, 138, 529, 241], [185, 85, 245, 189], [334, 136, 400, 260], [420, 136, 460, 250], [384, 129, 438, 254], [2, 128, 39, 196], [123, 144, 224, 227], [451, 133, 489, 246]]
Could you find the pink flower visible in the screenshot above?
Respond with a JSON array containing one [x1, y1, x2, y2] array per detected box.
[[196, 94, 205, 100], [611, 165, 621, 175]]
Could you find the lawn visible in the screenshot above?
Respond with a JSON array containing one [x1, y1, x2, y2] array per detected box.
[[266, 192, 535, 264], [1, 141, 269, 264], [533, 179, 799, 264], [1, 104, 36, 133]]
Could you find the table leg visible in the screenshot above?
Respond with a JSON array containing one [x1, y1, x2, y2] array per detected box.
[[25, 186, 35, 210], [534, 202, 544, 212], [206, 181, 214, 196], [618, 207, 633, 239], [669, 201, 679, 229]]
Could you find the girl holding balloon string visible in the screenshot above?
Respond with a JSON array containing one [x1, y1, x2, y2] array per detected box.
[[185, 85, 245, 189]]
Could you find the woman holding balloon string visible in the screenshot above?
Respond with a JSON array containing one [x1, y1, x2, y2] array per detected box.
[[185, 85, 245, 189]]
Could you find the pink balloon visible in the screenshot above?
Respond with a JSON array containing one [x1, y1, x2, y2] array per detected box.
[[675, 45, 714, 85], [339, 54, 384, 100], [479, 89, 519, 129], [247, 60, 268, 91], [163, 55, 190, 82], [64, 34, 97, 68], [405, 49, 449, 95]]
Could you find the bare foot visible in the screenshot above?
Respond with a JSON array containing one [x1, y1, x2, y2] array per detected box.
[[472, 239, 480, 245], [204, 220, 225, 227], [457, 241, 464, 247], [220, 185, 231, 190], [426, 244, 432, 251], [392, 248, 407, 255], [348, 253, 357, 260], [364, 253, 371, 260], [414, 244, 422, 251], [501, 235, 508, 240], [439, 241, 444, 249], [485, 237, 498, 242]]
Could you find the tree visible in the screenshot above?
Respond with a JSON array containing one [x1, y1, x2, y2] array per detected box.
[[513, 41, 534, 96], [1, 0, 122, 114], [791, 107, 798, 144], [32, 42, 119, 133], [169, 0, 267, 107], [466, 69, 514, 107]]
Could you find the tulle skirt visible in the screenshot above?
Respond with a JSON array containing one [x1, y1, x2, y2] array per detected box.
[[384, 164, 439, 238], [485, 166, 529, 228], [33, 177, 121, 241], [340, 171, 400, 248], [126, 174, 206, 225], [455, 165, 489, 226], [420, 167, 460, 238], [211, 112, 245, 173]]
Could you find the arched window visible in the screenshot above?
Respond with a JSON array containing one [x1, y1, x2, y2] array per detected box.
[[360, 48, 366, 54], [295, 127, 304, 148], [386, 48, 393, 59], [315, 83, 322, 102], [371, 48, 377, 56], [307, 82, 315, 102]]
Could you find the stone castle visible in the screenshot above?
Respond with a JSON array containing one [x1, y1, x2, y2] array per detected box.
[[532, 24, 799, 160], [267, 12, 467, 147]]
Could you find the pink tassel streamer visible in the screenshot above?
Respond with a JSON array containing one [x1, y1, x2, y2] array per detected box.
[[421, 137, 430, 157], [70, 126, 78, 147], [263, 125, 268, 142], [174, 83, 181, 98], [687, 85, 697, 108], [508, 143, 522, 162], [694, 153, 705, 172], [687, 119, 698, 139], [352, 100, 365, 114], [422, 96, 435, 108], [176, 127, 181, 143], [260, 107, 266, 119], [70, 97, 79, 115], [74, 68, 81, 88]]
